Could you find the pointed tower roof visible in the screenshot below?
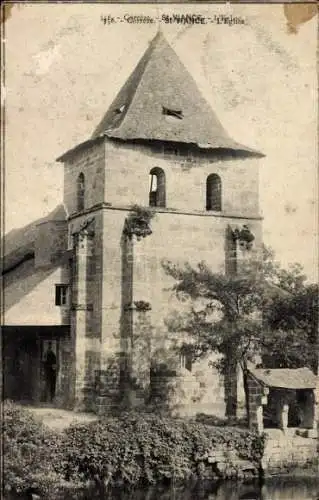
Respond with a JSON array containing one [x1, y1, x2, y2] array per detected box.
[[57, 32, 263, 162], [91, 32, 261, 156]]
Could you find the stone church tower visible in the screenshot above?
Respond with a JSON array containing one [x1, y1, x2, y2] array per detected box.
[[57, 32, 264, 414]]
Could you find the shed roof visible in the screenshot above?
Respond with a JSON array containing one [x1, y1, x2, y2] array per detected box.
[[58, 32, 263, 162], [249, 366, 317, 390]]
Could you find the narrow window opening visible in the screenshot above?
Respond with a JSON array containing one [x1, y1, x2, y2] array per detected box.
[[149, 167, 166, 208], [55, 285, 69, 306], [77, 173, 85, 212], [162, 106, 183, 120], [163, 144, 179, 156], [179, 351, 192, 372], [206, 174, 222, 211]]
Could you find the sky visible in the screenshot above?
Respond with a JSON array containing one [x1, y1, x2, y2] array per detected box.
[[3, 3, 318, 281]]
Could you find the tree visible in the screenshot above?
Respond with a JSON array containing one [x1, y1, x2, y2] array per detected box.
[[257, 245, 308, 293], [259, 246, 318, 372], [162, 246, 318, 419], [162, 260, 264, 418], [262, 283, 318, 372]]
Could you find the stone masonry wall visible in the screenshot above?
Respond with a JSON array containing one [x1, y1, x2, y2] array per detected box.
[[199, 443, 259, 480], [55, 335, 73, 409], [100, 206, 261, 414], [67, 215, 104, 410], [247, 373, 263, 432], [63, 140, 105, 217], [62, 138, 262, 413], [262, 431, 318, 474], [104, 139, 261, 217]]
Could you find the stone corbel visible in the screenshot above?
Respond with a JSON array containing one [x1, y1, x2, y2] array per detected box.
[[124, 301, 152, 312], [73, 217, 95, 241], [71, 303, 94, 311], [134, 300, 152, 312]]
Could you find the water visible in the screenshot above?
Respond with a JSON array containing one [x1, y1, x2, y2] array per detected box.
[[7, 477, 319, 499], [80, 478, 319, 500]]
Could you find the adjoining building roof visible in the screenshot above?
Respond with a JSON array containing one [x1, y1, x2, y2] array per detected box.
[[1, 205, 67, 275], [58, 32, 263, 162], [249, 366, 317, 390]]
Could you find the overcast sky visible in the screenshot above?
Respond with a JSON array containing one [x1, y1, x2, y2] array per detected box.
[[4, 3, 318, 281]]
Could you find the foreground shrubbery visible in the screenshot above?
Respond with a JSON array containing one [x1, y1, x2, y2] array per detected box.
[[3, 401, 265, 499], [195, 412, 248, 428], [59, 412, 264, 487], [3, 401, 68, 498]]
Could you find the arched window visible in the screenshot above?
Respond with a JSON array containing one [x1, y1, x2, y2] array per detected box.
[[149, 167, 166, 207], [77, 173, 85, 211], [206, 174, 222, 211]]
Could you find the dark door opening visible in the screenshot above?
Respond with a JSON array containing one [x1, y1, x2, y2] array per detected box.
[[40, 339, 58, 403], [3, 336, 39, 402]]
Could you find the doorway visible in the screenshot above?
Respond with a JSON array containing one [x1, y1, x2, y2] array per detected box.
[[40, 339, 59, 403], [3, 336, 40, 402]]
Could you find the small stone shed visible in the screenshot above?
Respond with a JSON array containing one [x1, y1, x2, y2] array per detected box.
[[247, 366, 318, 436]]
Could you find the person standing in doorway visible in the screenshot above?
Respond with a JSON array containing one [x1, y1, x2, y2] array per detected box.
[[44, 342, 57, 402]]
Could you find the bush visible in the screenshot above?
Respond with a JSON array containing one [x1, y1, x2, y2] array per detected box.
[[3, 403, 265, 498], [195, 412, 248, 428], [3, 401, 66, 497], [57, 412, 264, 487]]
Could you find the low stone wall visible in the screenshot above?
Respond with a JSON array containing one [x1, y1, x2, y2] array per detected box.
[[199, 445, 259, 480], [262, 430, 318, 474]]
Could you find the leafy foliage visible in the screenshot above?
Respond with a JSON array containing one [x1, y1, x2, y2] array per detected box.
[[124, 205, 155, 239], [260, 249, 318, 371], [196, 413, 247, 428], [260, 327, 316, 369], [134, 300, 152, 312], [3, 402, 264, 497], [162, 246, 318, 416], [57, 412, 264, 486], [3, 401, 67, 497], [162, 259, 264, 371], [257, 245, 308, 293], [163, 247, 318, 370]]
